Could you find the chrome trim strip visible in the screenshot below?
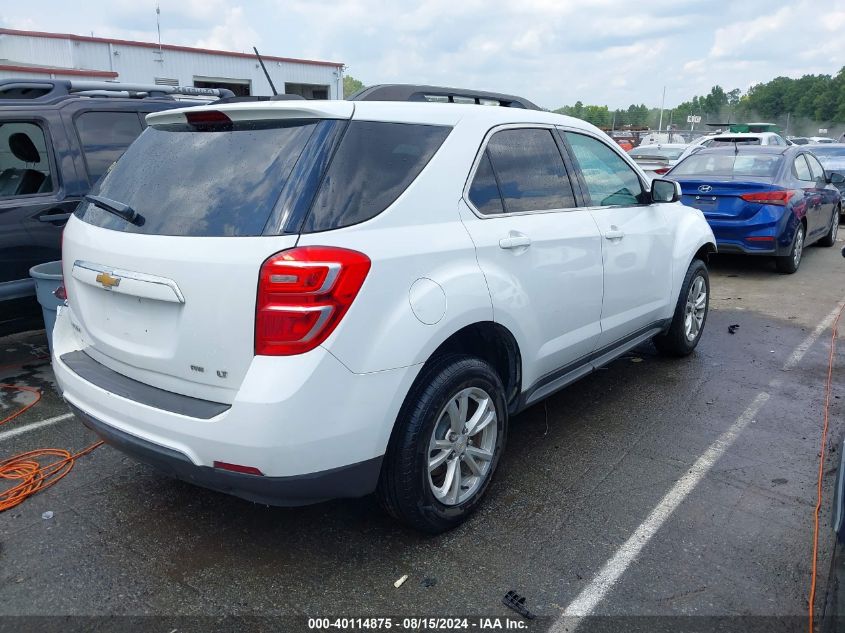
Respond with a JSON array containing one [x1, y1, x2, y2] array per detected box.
[[72, 260, 185, 304]]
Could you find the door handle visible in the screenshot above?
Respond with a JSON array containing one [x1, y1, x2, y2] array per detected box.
[[604, 226, 625, 240], [499, 233, 532, 249], [38, 211, 72, 223]]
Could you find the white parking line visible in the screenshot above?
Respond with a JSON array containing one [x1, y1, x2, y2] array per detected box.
[[0, 412, 73, 442], [784, 299, 845, 370], [551, 297, 845, 631]]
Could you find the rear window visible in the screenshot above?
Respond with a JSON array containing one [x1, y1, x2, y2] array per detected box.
[[629, 147, 685, 160], [75, 120, 321, 237], [704, 138, 762, 147], [671, 153, 782, 179], [302, 121, 451, 232], [75, 111, 144, 182]]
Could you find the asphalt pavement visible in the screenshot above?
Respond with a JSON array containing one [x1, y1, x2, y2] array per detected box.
[[1, 236, 844, 633]]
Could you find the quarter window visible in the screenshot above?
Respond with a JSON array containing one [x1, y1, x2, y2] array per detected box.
[[0, 121, 54, 198], [468, 151, 505, 215], [565, 132, 645, 206], [476, 128, 575, 214], [75, 111, 144, 182]]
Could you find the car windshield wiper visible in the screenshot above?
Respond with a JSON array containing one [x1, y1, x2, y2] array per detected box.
[[84, 194, 139, 224]]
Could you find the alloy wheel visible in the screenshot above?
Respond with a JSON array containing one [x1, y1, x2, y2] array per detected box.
[[683, 274, 707, 342], [427, 387, 498, 506]]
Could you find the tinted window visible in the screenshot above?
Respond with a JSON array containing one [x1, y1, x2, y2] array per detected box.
[[484, 128, 575, 213], [76, 112, 144, 182], [468, 151, 504, 215], [672, 153, 782, 178], [76, 120, 320, 236], [629, 146, 685, 160], [806, 154, 826, 182], [304, 121, 450, 232], [565, 132, 644, 206], [793, 155, 813, 181], [0, 121, 54, 197], [708, 138, 762, 147]]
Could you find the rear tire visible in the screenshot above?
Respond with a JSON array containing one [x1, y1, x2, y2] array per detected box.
[[776, 223, 805, 273], [654, 259, 709, 357], [819, 205, 840, 247], [377, 354, 507, 533]]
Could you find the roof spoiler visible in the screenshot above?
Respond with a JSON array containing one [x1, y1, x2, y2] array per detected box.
[[348, 84, 541, 110], [0, 79, 235, 101]]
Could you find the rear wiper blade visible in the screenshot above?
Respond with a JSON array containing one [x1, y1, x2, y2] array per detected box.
[[84, 195, 139, 224]]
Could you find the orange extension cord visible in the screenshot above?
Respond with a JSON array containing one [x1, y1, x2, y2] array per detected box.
[[809, 302, 844, 633], [0, 358, 102, 512]]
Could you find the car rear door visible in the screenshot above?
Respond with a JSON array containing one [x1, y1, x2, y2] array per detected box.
[[458, 125, 604, 387], [561, 130, 674, 349], [0, 116, 72, 296], [805, 152, 836, 237], [793, 153, 825, 236]]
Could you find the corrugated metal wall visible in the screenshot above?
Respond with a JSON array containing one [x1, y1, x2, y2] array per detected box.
[[0, 33, 343, 98]]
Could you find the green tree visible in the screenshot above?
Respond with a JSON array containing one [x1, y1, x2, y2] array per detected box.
[[343, 75, 365, 98]]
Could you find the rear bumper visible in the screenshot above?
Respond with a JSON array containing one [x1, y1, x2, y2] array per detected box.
[[52, 305, 420, 505], [706, 206, 798, 257], [71, 402, 382, 506]]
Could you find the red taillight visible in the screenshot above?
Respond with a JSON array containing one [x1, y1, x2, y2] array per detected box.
[[746, 236, 775, 242], [740, 190, 798, 206], [213, 461, 263, 476], [653, 167, 671, 175], [53, 284, 67, 301], [255, 246, 371, 356], [185, 110, 232, 128]]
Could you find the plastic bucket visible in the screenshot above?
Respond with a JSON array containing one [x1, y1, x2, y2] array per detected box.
[[29, 261, 64, 355]]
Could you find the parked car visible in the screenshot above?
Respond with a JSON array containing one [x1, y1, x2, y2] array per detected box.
[[809, 137, 836, 144], [809, 144, 845, 218], [0, 79, 231, 336], [53, 85, 716, 532], [628, 143, 688, 178], [667, 146, 841, 273], [789, 136, 810, 145], [677, 132, 790, 164]]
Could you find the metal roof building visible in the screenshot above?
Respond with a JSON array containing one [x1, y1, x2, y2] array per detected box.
[[0, 28, 344, 99]]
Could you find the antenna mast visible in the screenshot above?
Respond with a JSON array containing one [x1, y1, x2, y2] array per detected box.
[[253, 47, 279, 96]]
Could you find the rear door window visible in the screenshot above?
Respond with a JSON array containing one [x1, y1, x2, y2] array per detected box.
[[793, 155, 814, 181], [478, 128, 576, 214], [565, 132, 645, 206], [75, 111, 144, 182], [806, 153, 826, 183], [0, 121, 55, 197], [75, 120, 321, 236], [303, 121, 450, 232]]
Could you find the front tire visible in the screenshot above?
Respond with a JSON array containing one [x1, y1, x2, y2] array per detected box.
[[653, 259, 709, 357], [776, 223, 805, 273], [377, 354, 507, 533], [819, 205, 840, 247]]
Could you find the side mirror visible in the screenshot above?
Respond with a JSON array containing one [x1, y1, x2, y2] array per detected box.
[[829, 171, 845, 185], [651, 178, 681, 203]]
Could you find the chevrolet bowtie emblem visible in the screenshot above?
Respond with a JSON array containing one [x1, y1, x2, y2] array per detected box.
[[95, 272, 121, 289]]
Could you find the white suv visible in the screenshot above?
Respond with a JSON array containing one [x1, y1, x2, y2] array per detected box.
[[53, 86, 716, 532]]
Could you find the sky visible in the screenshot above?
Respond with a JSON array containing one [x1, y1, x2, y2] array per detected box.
[[3, 0, 845, 110]]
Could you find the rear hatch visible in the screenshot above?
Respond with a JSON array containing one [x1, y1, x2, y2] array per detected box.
[[62, 102, 353, 403]]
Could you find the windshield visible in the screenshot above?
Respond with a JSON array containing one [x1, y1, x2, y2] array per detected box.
[[74, 120, 323, 237], [671, 153, 782, 178], [629, 147, 685, 160]]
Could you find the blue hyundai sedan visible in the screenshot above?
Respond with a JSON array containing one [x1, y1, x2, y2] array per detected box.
[[667, 146, 843, 273]]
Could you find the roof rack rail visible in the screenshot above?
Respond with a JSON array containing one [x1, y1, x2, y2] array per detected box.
[[348, 84, 541, 110], [0, 79, 234, 102]]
